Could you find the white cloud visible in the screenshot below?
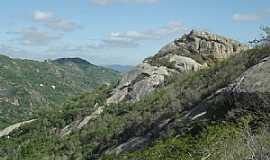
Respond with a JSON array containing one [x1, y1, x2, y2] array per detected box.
[[92, 22, 187, 48], [0, 44, 40, 59], [90, 0, 159, 5], [94, 38, 140, 49], [32, 11, 80, 32], [10, 27, 62, 46], [109, 22, 187, 40], [233, 9, 270, 22], [45, 18, 81, 32], [0, 44, 26, 56], [232, 13, 262, 22], [33, 11, 53, 21], [46, 22, 186, 51]]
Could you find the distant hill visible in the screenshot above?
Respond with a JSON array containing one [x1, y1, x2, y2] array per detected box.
[[0, 55, 121, 128], [53, 57, 93, 65], [105, 64, 134, 73]]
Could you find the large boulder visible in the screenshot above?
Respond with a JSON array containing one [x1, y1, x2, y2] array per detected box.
[[185, 56, 270, 121], [0, 119, 36, 138], [229, 57, 270, 93], [107, 63, 175, 103], [107, 30, 248, 104]]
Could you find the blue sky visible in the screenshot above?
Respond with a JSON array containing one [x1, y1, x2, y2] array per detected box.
[[0, 0, 269, 65]]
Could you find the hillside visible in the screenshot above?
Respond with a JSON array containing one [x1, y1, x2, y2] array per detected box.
[[107, 30, 248, 103], [0, 55, 120, 129], [1, 31, 270, 160]]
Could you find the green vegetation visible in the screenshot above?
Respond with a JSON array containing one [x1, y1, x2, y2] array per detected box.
[[0, 55, 120, 128], [0, 47, 270, 159], [110, 118, 270, 160]]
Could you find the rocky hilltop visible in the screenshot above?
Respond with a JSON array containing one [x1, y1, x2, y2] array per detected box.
[[107, 30, 248, 103]]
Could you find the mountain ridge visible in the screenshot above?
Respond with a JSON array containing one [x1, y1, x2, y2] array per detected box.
[[53, 57, 94, 66]]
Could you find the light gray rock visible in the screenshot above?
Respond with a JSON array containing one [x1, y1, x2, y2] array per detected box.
[[0, 119, 36, 138], [166, 54, 207, 72], [105, 118, 172, 155], [106, 137, 149, 155], [107, 63, 175, 103], [151, 30, 248, 62], [229, 57, 270, 93], [185, 56, 270, 121], [107, 30, 248, 104]]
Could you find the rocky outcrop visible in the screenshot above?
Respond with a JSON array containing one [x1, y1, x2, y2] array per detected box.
[[108, 30, 248, 104], [107, 63, 176, 103], [153, 30, 247, 60], [185, 56, 270, 121], [229, 57, 270, 93], [0, 119, 36, 138]]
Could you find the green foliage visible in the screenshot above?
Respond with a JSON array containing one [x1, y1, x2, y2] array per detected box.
[[0, 55, 120, 128], [249, 26, 270, 47], [0, 85, 113, 160], [111, 121, 270, 160]]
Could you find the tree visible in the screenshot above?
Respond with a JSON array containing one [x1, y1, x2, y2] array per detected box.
[[261, 26, 270, 46], [249, 26, 270, 47]]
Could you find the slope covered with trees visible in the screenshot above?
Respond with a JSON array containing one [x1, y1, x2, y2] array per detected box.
[[0, 56, 120, 129]]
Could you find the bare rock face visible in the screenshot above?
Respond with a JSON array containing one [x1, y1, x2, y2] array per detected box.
[[107, 30, 248, 104], [107, 63, 175, 103], [153, 30, 247, 60], [0, 119, 36, 138], [229, 57, 270, 93], [185, 56, 270, 122]]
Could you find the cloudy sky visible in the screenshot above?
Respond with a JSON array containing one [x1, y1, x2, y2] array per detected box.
[[0, 0, 269, 65]]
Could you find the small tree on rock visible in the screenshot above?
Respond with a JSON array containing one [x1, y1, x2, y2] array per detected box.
[[249, 26, 270, 47]]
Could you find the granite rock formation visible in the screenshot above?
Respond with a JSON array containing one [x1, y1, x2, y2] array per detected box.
[[107, 30, 248, 104]]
